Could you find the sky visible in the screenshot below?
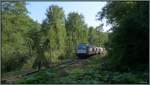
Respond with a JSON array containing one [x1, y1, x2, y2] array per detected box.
[[26, 2, 111, 32]]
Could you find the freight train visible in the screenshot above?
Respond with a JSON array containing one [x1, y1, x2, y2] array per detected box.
[[76, 43, 105, 59]]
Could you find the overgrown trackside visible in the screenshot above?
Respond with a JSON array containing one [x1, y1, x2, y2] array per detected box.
[[15, 56, 149, 84]]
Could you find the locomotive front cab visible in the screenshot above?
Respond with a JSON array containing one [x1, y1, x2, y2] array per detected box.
[[76, 43, 89, 59]]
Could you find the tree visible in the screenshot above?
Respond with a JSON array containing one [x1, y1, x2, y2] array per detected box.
[[2, 2, 39, 72], [29, 30, 49, 71], [65, 12, 88, 58], [88, 25, 108, 47], [41, 5, 67, 63], [88, 26, 95, 45], [95, 25, 108, 47], [97, 1, 149, 71]]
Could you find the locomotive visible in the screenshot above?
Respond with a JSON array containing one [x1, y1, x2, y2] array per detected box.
[[76, 43, 104, 59]]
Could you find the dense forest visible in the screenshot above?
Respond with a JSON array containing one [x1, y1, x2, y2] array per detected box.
[[1, 1, 149, 84]]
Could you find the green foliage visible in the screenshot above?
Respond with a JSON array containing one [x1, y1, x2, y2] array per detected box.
[[65, 12, 88, 58], [2, 2, 109, 73], [88, 26, 108, 47], [3, 2, 148, 84], [41, 5, 67, 63], [97, 1, 149, 71], [16, 56, 148, 84], [2, 2, 38, 72], [29, 29, 49, 70], [17, 70, 50, 84]]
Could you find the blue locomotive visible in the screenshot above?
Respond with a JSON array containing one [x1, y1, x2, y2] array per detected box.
[[76, 43, 95, 59]]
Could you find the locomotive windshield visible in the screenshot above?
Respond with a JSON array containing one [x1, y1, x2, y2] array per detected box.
[[78, 45, 87, 49]]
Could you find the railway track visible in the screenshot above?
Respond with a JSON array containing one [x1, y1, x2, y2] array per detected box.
[[2, 55, 97, 84], [55, 59, 84, 69], [22, 58, 87, 76]]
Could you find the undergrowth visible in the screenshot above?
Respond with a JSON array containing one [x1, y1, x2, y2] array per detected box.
[[16, 55, 149, 84]]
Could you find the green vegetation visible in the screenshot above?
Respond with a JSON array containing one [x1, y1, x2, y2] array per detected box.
[[2, 2, 108, 73], [1, 1, 149, 84], [2, 2, 40, 72], [66, 12, 88, 58], [16, 56, 148, 84], [97, 1, 149, 71]]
